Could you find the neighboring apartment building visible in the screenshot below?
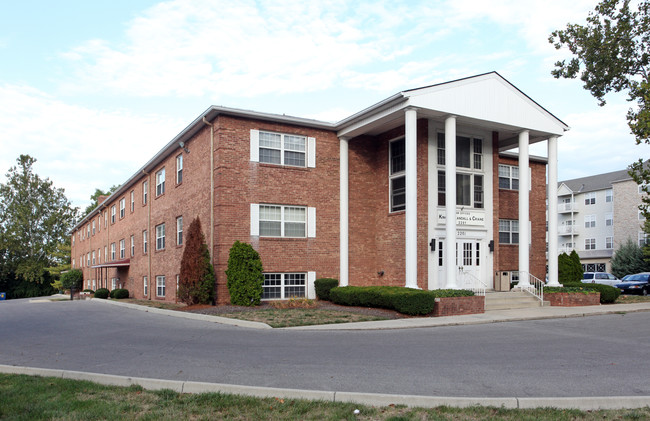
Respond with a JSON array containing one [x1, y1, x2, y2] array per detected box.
[[70, 72, 568, 304], [554, 166, 647, 272]]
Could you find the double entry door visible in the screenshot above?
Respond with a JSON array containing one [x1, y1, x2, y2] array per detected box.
[[435, 239, 484, 289]]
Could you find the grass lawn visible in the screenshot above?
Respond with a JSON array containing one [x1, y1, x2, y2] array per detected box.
[[1, 374, 649, 420], [616, 294, 650, 304], [216, 308, 388, 328]]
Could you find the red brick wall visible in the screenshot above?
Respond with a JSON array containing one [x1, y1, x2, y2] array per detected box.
[[212, 115, 340, 303], [545, 292, 600, 306], [433, 296, 485, 316]]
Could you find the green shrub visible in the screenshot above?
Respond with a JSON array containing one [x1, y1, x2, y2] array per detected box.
[[329, 286, 474, 316], [225, 241, 264, 306], [82, 289, 94, 293], [94, 288, 109, 299], [60, 269, 83, 290], [314, 278, 338, 301], [111, 289, 129, 299]]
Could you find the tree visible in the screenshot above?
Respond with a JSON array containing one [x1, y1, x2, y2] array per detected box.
[[569, 249, 584, 281], [177, 217, 215, 305], [558, 251, 583, 283], [60, 269, 83, 291], [82, 186, 118, 218], [610, 238, 650, 277], [225, 241, 263, 306], [0, 155, 78, 288], [549, 0, 650, 222]]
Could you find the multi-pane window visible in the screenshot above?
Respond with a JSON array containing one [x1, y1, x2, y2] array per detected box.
[[111, 205, 116, 223], [437, 133, 482, 170], [259, 131, 306, 167], [389, 138, 405, 212], [176, 216, 183, 245], [437, 171, 483, 208], [92, 220, 95, 235], [639, 231, 650, 247], [606, 237, 613, 249], [130, 235, 135, 257], [87, 253, 90, 265], [143, 230, 148, 254], [104, 246, 107, 262], [130, 191, 135, 212], [156, 168, 165, 196], [156, 223, 165, 250], [143, 181, 148, 204], [262, 273, 306, 300], [584, 214, 596, 228], [119, 198, 125, 219], [156, 275, 165, 297], [119, 239, 125, 259], [97, 248, 101, 264], [143, 276, 148, 297], [585, 238, 596, 250], [499, 219, 519, 244], [111, 243, 116, 260], [98, 216, 101, 232], [259, 205, 306, 237], [585, 192, 596, 205], [438, 171, 446, 206], [176, 154, 183, 184], [605, 189, 613, 202], [92, 250, 96, 265], [605, 213, 613, 226], [473, 175, 483, 208], [498, 165, 519, 190]]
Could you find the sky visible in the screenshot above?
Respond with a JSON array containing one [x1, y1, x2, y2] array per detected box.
[[1, 0, 649, 211]]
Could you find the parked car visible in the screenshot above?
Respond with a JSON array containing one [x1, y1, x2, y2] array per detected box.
[[615, 273, 650, 296], [582, 272, 620, 287]]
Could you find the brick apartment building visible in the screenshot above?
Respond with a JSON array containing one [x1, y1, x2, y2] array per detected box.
[[70, 72, 568, 303]]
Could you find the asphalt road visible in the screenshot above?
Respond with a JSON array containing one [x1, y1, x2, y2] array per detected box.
[[1, 298, 649, 398]]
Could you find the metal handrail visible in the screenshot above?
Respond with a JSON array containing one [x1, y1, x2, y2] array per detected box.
[[518, 272, 544, 305], [458, 271, 487, 296]]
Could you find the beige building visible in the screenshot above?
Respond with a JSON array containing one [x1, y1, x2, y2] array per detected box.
[[553, 165, 647, 273]]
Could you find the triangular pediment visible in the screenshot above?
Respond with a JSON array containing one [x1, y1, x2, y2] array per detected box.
[[404, 72, 568, 136]]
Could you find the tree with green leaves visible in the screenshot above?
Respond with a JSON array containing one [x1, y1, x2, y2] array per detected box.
[[0, 155, 78, 292], [549, 0, 650, 223], [611, 238, 650, 278], [178, 217, 215, 305], [225, 241, 263, 306], [82, 186, 118, 218]]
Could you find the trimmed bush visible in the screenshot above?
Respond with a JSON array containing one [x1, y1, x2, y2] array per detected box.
[[314, 278, 338, 301], [94, 288, 109, 299], [225, 241, 264, 306], [82, 289, 94, 293], [110, 288, 129, 299], [329, 286, 474, 316], [60, 269, 83, 290]]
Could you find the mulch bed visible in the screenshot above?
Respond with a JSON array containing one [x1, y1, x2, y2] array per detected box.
[[176, 300, 408, 319]]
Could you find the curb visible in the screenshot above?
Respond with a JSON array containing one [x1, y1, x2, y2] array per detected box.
[[91, 298, 272, 329], [1, 364, 649, 410]]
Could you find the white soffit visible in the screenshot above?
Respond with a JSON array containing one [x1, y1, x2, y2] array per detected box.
[[405, 73, 567, 136]]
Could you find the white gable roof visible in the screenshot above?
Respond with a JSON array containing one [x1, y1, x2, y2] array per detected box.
[[404, 72, 568, 136]]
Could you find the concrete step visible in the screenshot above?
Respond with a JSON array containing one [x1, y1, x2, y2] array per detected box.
[[485, 291, 548, 311]]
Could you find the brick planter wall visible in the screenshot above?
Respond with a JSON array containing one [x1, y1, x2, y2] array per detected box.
[[545, 292, 600, 306], [433, 296, 485, 317]]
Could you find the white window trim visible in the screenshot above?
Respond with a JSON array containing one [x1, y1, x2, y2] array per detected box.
[[130, 235, 135, 257], [176, 216, 183, 246], [156, 168, 165, 196], [143, 230, 148, 254], [156, 223, 165, 250], [250, 129, 316, 168], [143, 181, 148, 204], [119, 239, 125, 259], [389, 137, 405, 212], [250, 203, 315, 238], [156, 275, 166, 297], [143, 276, 148, 297], [261, 271, 316, 300], [130, 190, 135, 212], [176, 154, 183, 184], [119, 198, 125, 219]]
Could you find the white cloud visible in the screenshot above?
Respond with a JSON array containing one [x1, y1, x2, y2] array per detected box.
[[0, 84, 184, 208]]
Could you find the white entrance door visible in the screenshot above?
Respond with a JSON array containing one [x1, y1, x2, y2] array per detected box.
[[436, 239, 483, 289]]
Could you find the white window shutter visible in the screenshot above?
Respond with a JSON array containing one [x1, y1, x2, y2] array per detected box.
[[307, 207, 316, 238], [250, 203, 259, 236], [250, 129, 259, 162], [307, 137, 316, 168], [307, 271, 316, 299]]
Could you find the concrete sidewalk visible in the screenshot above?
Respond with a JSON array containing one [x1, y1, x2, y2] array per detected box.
[[85, 295, 650, 330]]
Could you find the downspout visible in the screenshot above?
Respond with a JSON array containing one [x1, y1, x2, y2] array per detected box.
[[143, 169, 152, 300], [202, 117, 215, 267]]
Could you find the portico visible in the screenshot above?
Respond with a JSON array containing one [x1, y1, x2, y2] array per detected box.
[[337, 72, 568, 291]]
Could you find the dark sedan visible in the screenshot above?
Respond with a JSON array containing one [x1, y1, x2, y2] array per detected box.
[[615, 273, 650, 296]]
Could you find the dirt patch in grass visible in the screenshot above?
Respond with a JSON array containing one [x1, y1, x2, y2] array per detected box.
[[176, 300, 406, 327], [616, 294, 650, 304], [121, 298, 187, 310]]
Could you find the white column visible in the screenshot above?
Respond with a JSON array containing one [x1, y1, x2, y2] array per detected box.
[[339, 137, 349, 287], [405, 108, 418, 289], [518, 130, 531, 287], [445, 116, 458, 289], [546, 136, 562, 286]]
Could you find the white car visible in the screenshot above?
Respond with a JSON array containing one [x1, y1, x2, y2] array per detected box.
[[582, 272, 620, 287]]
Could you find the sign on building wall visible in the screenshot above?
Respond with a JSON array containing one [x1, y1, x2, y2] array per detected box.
[[437, 210, 486, 226]]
